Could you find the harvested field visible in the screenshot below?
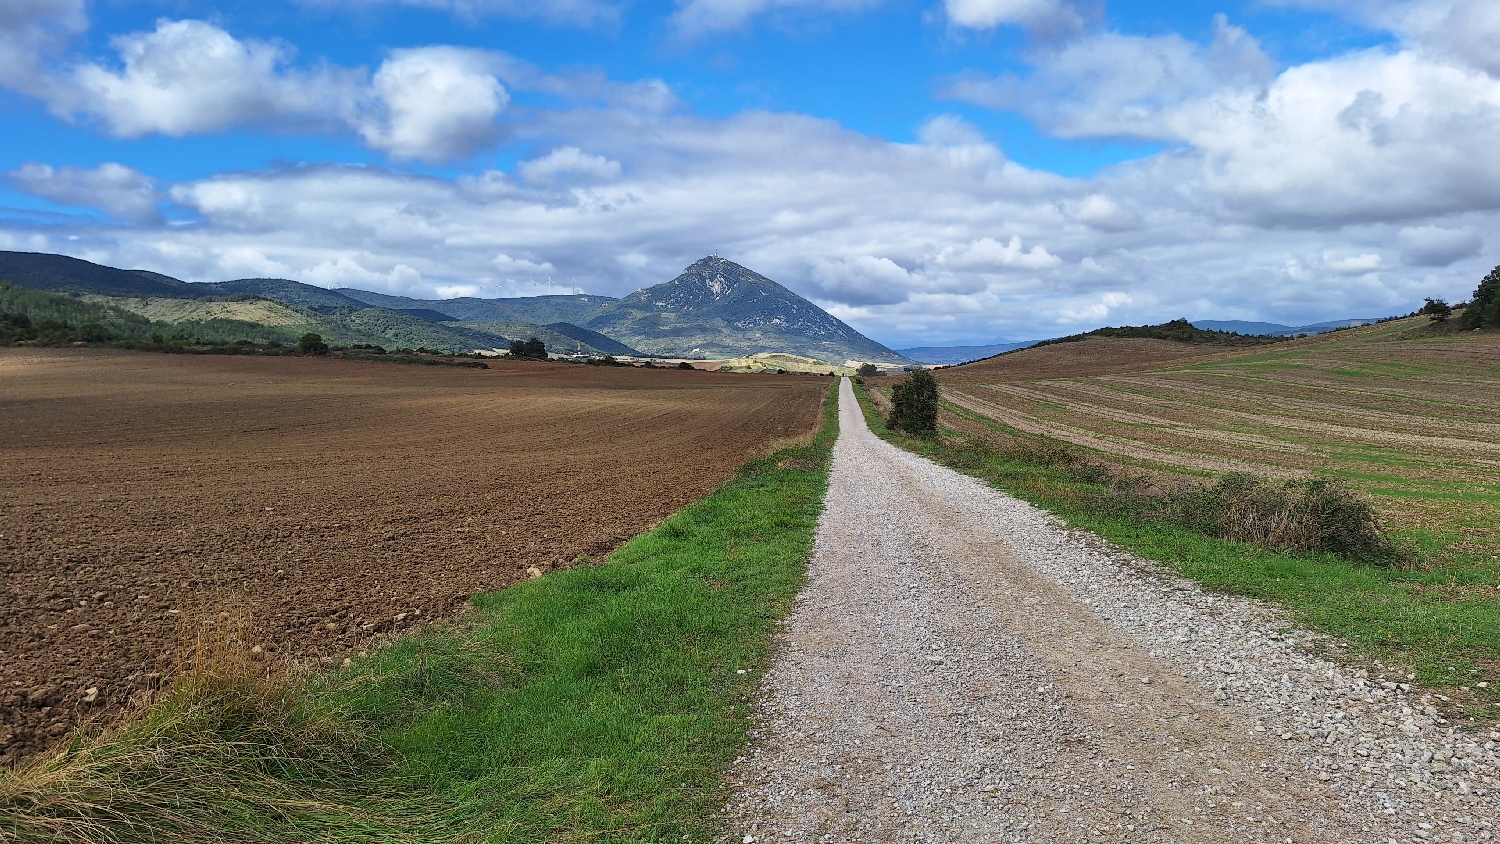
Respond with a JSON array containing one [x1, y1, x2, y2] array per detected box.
[[936, 335, 1249, 382], [937, 319, 1500, 563], [0, 349, 827, 765]]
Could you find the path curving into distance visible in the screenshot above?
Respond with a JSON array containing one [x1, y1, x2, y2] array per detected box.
[[725, 378, 1498, 843]]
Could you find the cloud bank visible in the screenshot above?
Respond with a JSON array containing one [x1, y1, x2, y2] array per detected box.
[[0, 0, 1497, 347]]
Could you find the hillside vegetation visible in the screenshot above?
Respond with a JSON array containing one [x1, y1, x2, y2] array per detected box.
[[0, 251, 901, 363], [0, 282, 310, 347], [84, 295, 313, 326], [1036, 317, 1289, 349]]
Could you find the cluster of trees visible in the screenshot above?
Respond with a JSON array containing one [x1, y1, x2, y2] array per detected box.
[[0, 312, 114, 344], [1423, 265, 1500, 328], [508, 337, 546, 358]]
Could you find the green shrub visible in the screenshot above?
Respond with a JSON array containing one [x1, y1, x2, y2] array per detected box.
[[856, 363, 879, 377], [1459, 266, 1500, 329], [298, 332, 329, 355], [1421, 298, 1453, 322], [676, 361, 694, 370], [887, 369, 939, 435]]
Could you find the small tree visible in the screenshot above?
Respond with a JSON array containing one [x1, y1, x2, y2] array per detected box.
[[887, 369, 939, 435], [676, 361, 694, 370], [856, 363, 879, 377], [1460, 265, 1500, 330], [1420, 297, 1453, 322], [298, 332, 328, 355]]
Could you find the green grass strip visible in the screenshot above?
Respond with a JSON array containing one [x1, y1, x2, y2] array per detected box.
[[852, 381, 1500, 702], [4, 383, 838, 843]]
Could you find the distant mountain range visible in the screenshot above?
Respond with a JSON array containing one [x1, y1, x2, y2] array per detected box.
[[0, 250, 909, 364], [897, 341, 1039, 365], [1191, 319, 1386, 337]]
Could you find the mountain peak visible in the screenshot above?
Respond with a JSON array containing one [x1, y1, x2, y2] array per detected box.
[[582, 257, 910, 364], [671, 255, 770, 301]]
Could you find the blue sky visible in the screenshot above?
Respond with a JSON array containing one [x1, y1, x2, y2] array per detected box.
[[1, 0, 1496, 346]]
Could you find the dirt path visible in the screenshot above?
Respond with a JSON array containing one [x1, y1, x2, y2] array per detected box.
[[726, 379, 1498, 843]]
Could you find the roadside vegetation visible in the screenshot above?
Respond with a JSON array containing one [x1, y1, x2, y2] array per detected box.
[[858, 357, 1500, 709], [1, 383, 838, 843]]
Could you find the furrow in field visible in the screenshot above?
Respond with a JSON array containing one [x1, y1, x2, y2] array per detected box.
[[963, 384, 1325, 473], [1007, 378, 1500, 456], [1103, 373, 1500, 439], [944, 390, 1302, 477], [976, 382, 1316, 457]]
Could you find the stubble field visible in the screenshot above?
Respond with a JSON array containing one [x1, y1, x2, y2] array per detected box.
[[0, 349, 827, 765], [938, 320, 1500, 565]]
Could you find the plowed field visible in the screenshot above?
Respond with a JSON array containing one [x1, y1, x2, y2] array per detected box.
[[0, 349, 827, 765]]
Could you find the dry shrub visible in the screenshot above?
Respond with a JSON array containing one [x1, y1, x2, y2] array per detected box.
[[1209, 474, 1398, 563], [953, 431, 1398, 565], [0, 616, 438, 844]]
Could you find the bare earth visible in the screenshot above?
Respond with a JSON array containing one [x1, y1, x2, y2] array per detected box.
[[0, 349, 827, 765], [727, 379, 1498, 843]]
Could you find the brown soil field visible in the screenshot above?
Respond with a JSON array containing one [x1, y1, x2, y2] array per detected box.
[[0, 349, 828, 765]]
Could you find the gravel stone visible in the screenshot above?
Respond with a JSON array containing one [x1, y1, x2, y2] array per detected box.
[[725, 378, 1499, 843]]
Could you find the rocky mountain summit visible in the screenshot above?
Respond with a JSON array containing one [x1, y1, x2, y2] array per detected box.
[[583, 256, 910, 363]]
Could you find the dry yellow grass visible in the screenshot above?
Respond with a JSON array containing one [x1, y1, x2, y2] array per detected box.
[[83, 296, 312, 326]]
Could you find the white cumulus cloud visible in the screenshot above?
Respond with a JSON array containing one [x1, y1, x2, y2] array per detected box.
[[935, 236, 1062, 271], [357, 47, 510, 161], [49, 20, 362, 137], [1324, 252, 1384, 275], [518, 147, 622, 183], [10, 161, 160, 223], [15, 19, 514, 162], [942, 15, 1276, 141]]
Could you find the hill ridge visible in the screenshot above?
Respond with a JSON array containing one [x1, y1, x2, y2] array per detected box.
[[581, 255, 910, 364]]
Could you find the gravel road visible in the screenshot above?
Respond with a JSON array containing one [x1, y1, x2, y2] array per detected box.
[[726, 378, 1498, 843]]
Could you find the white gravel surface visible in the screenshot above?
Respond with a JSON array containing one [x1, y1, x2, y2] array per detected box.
[[725, 378, 1498, 843]]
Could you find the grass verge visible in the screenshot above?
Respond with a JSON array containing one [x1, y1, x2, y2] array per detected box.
[[2, 382, 839, 843], [851, 381, 1499, 712]]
